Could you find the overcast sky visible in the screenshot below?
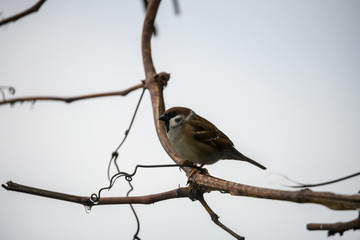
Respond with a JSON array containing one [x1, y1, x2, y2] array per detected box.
[[1, 1, 359, 240]]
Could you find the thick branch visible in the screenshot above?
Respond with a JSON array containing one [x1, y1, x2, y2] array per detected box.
[[0, 83, 143, 106], [192, 174, 360, 211], [2, 181, 189, 206], [307, 216, 360, 236], [142, 0, 194, 177], [0, 0, 47, 27], [141, 0, 158, 79], [141, 1, 181, 165]]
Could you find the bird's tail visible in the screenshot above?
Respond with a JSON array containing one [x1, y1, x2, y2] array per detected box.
[[227, 148, 266, 170], [240, 154, 266, 170]]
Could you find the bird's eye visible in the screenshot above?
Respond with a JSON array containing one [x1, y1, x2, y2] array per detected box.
[[174, 117, 182, 123]]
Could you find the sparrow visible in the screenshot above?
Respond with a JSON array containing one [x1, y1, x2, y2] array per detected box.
[[159, 107, 266, 170]]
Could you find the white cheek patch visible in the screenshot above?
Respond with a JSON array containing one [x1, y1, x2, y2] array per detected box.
[[169, 115, 184, 129], [168, 110, 194, 131]]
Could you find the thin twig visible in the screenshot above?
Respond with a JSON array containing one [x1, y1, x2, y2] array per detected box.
[[0, 83, 144, 106], [199, 195, 244, 240], [287, 171, 360, 188], [0, 0, 47, 27], [2, 181, 189, 206], [101, 164, 202, 200], [107, 87, 146, 180], [127, 181, 141, 240], [100, 87, 146, 240], [307, 215, 360, 236], [112, 88, 146, 173]]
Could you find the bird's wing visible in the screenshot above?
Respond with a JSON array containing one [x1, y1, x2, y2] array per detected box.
[[188, 115, 234, 149]]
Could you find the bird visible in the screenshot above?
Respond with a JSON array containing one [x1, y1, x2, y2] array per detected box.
[[159, 107, 266, 170]]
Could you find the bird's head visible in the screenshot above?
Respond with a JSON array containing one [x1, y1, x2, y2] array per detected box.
[[159, 107, 194, 132]]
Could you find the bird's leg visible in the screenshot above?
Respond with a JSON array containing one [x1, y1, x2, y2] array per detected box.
[[187, 163, 209, 182], [188, 167, 200, 180], [198, 163, 210, 175]]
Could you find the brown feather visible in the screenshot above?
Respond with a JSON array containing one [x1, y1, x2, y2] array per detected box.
[[190, 114, 234, 150]]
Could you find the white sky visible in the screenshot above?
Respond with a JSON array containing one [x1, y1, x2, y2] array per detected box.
[[0, 1, 359, 240]]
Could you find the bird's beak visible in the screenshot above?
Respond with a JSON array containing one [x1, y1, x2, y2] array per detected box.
[[159, 114, 170, 132], [159, 114, 168, 121]]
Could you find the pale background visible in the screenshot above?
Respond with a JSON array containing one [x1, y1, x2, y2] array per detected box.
[[0, 1, 359, 239]]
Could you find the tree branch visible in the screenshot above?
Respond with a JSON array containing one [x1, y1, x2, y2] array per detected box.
[[192, 174, 360, 211], [199, 195, 244, 240], [0, 0, 47, 27], [141, 0, 186, 169], [141, 0, 158, 79], [4, 175, 359, 238], [307, 215, 360, 236], [2, 181, 189, 206], [3, 173, 359, 211], [0, 83, 144, 106], [143, 0, 194, 178]]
